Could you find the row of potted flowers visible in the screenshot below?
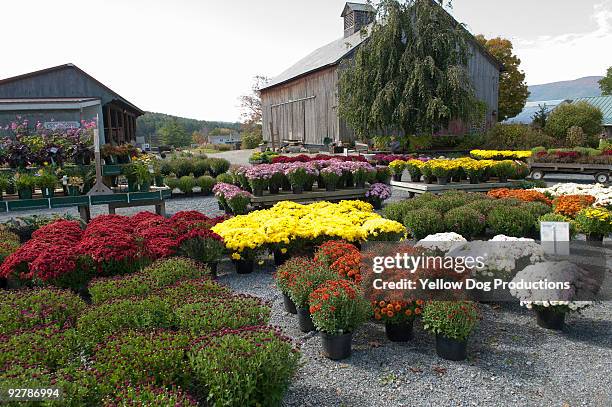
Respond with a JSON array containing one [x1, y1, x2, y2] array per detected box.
[[389, 157, 529, 185]]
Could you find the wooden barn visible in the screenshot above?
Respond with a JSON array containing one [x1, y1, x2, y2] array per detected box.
[[0, 64, 143, 145], [261, 2, 503, 148]]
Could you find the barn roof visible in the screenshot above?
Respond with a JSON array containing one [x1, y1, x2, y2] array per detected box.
[[0, 63, 144, 115], [341, 2, 376, 16], [261, 27, 370, 91], [571, 96, 612, 126]]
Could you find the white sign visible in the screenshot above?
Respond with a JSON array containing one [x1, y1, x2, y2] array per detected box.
[[540, 221, 570, 255], [44, 121, 81, 130]]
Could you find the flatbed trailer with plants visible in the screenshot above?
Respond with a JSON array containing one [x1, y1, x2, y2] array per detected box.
[[529, 162, 612, 183]]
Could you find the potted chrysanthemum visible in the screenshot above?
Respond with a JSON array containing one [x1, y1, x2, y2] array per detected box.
[[309, 279, 370, 360], [389, 160, 406, 182], [365, 183, 392, 209], [422, 301, 479, 361], [373, 299, 424, 342], [274, 257, 309, 314], [575, 207, 611, 242], [320, 166, 343, 192]]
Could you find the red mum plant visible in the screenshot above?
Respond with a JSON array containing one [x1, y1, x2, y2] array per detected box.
[[314, 240, 359, 266], [169, 211, 227, 234], [85, 214, 134, 237], [330, 250, 363, 284], [308, 279, 370, 335], [285, 258, 338, 309], [130, 211, 166, 228]]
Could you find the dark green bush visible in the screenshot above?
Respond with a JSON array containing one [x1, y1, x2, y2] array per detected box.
[[241, 133, 263, 149], [188, 326, 299, 406], [196, 175, 216, 195], [192, 159, 210, 177], [464, 198, 500, 216], [102, 385, 198, 407], [88, 258, 212, 304], [160, 160, 174, 176], [487, 206, 536, 237], [158, 277, 231, 307], [546, 101, 603, 141], [178, 175, 196, 193], [216, 172, 233, 184], [173, 159, 195, 177], [403, 208, 444, 240], [444, 207, 486, 238], [483, 123, 557, 149], [522, 201, 552, 218], [92, 330, 190, 392], [422, 193, 469, 213], [207, 158, 231, 176], [175, 294, 270, 334], [0, 288, 86, 335]]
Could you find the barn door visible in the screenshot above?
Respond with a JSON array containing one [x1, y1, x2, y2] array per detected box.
[[291, 100, 306, 142]]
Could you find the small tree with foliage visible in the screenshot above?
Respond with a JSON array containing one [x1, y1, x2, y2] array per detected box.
[[158, 119, 191, 147], [531, 103, 549, 129], [338, 0, 478, 139], [545, 101, 603, 142], [599, 66, 612, 96]]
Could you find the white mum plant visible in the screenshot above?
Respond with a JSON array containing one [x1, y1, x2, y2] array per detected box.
[[416, 232, 467, 253], [534, 183, 612, 208]]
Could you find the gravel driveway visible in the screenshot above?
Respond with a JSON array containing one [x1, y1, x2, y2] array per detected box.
[[217, 263, 611, 407]]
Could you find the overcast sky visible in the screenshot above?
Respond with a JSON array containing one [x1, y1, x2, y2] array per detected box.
[[0, 0, 610, 122]]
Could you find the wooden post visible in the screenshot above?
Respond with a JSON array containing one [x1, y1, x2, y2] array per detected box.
[[270, 121, 275, 151], [88, 114, 113, 195]]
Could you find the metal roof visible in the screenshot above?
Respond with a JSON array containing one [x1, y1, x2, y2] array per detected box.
[[572, 96, 612, 126], [261, 27, 370, 90], [0, 97, 99, 104], [341, 2, 376, 17], [503, 100, 567, 125]]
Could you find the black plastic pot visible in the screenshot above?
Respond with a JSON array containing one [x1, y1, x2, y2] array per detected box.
[[269, 185, 280, 194], [435, 334, 467, 361], [233, 259, 254, 275], [253, 188, 264, 197], [469, 177, 479, 184], [535, 308, 565, 330], [18, 188, 33, 200], [304, 182, 313, 192], [292, 185, 304, 194], [437, 176, 449, 185], [283, 293, 298, 314], [321, 332, 353, 360], [297, 307, 316, 332], [385, 320, 414, 342], [586, 234, 604, 242], [369, 197, 382, 210], [355, 181, 366, 189], [274, 249, 289, 266], [325, 184, 336, 192], [498, 177, 508, 183], [393, 173, 403, 182], [206, 262, 218, 277]]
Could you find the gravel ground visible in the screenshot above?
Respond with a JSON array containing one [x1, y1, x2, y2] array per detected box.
[[216, 262, 612, 407]]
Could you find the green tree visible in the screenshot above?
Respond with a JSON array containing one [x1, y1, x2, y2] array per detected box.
[[338, 0, 477, 138], [158, 119, 191, 147], [531, 103, 549, 129], [545, 101, 603, 141], [599, 66, 612, 95], [476, 35, 529, 121]]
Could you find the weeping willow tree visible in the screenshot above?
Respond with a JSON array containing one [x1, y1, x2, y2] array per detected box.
[[338, 0, 478, 139]]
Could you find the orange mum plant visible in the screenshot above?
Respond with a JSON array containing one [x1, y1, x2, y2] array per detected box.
[[315, 240, 359, 266], [373, 299, 424, 323], [553, 194, 596, 217], [487, 188, 552, 206], [330, 251, 363, 284]]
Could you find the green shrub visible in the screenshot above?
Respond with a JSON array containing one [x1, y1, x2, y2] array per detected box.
[[165, 176, 179, 190], [0, 227, 20, 263], [241, 133, 263, 149], [536, 213, 577, 238], [92, 330, 190, 392], [207, 158, 231, 176], [160, 160, 174, 176], [88, 258, 212, 304], [522, 201, 552, 218], [403, 208, 444, 240], [192, 159, 210, 177], [566, 126, 586, 147], [175, 294, 270, 334], [216, 172, 233, 184], [0, 327, 79, 371], [444, 207, 486, 238], [464, 198, 499, 216], [76, 296, 175, 347], [178, 176, 196, 193], [158, 278, 231, 307], [483, 123, 556, 149], [188, 326, 299, 406], [487, 206, 536, 237], [102, 385, 198, 407], [546, 101, 603, 141], [383, 200, 423, 222], [422, 193, 469, 213], [173, 159, 195, 177], [196, 175, 216, 195], [0, 288, 86, 335]]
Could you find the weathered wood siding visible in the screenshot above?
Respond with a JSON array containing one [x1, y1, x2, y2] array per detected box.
[[467, 42, 500, 127], [262, 66, 339, 146]]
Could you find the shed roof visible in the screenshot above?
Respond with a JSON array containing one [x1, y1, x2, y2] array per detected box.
[[341, 2, 376, 17], [0, 64, 144, 115], [261, 27, 370, 90], [571, 96, 612, 126]]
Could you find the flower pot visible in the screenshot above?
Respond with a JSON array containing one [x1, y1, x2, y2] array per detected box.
[[269, 185, 280, 194], [117, 155, 130, 164], [409, 174, 421, 183], [253, 187, 264, 197], [139, 182, 151, 192], [435, 334, 467, 361], [41, 188, 54, 198], [304, 182, 313, 192], [233, 259, 254, 274], [297, 307, 316, 332], [369, 197, 382, 210], [155, 176, 165, 187], [68, 185, 81, 196], [385, 320, 414, 342], [498, 177, 508, 183], [321, 332, 353, 360], [355, 181, 366, 189], [127, 181, 139, 192], [218, 202, 225, 210], [393, 173, 403, 182], [437, 176, 449, 185], [469, 177, 479, 184], [535, 308, 565, 330], [283, 292, 298, 314], [425, 176, 435, 184], [274, 249, 289, 266], [206, 262, 218, 277], [586, 234, 604, 242], [345, 177, 354, 188], [292, 185, 304, 194], [18, 188, 32, 200], [325, 184, 336, 192]]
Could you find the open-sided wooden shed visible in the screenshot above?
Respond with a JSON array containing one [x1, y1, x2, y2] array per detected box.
[[261, 2, 503, 148]]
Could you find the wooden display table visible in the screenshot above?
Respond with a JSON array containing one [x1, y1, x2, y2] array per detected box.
[[250, 188, 368, 208], [391, 180, 520, 197]]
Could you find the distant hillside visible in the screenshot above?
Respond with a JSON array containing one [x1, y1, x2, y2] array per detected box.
[[136, 112, 241, 145], [528, 76, 603, 102]]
